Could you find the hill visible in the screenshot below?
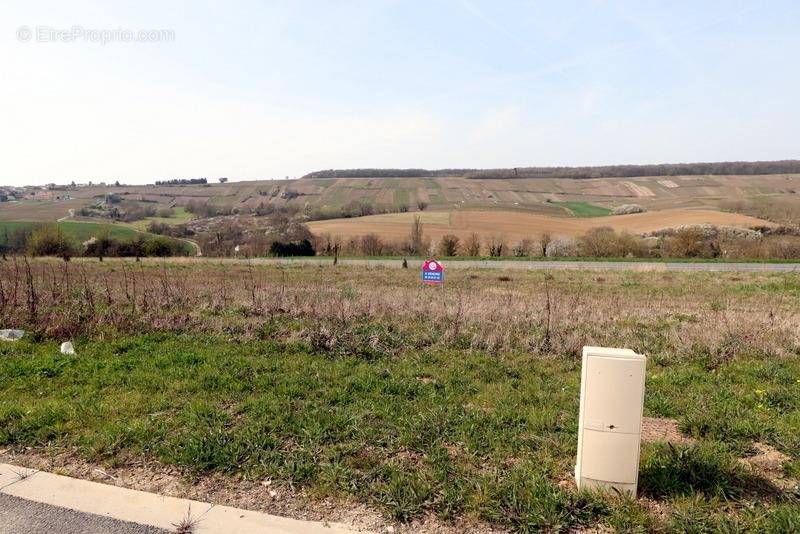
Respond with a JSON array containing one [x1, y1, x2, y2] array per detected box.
[[6, 172, 800, 222]]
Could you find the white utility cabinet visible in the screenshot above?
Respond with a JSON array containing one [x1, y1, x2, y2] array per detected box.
[[575, 346, 646, 496]]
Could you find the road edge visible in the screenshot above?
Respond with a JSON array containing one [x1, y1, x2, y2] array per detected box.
[[0, 463, 358, 534]]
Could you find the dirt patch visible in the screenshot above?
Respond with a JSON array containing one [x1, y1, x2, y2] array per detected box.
[[641, 417, 694, 444], [0, 447, 504, 534], [740, 442, 798, 492]]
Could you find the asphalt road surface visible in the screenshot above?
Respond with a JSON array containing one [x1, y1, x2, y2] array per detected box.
[[0, 493, 167, 534]]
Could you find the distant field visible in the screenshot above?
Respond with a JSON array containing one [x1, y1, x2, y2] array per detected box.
[[308, 208, 775, 242], [0, 221, 140, 244], [123, 206, 194, 231], [550, 201, 612, 217], [0, 199, 86, 221], [23, 173, 800, 220]]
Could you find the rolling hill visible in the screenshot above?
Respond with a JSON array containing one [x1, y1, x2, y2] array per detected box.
[[6, 172, 800, 220]]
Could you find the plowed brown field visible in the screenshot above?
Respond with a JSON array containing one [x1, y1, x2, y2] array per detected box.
[[308, 209, 774, 243]]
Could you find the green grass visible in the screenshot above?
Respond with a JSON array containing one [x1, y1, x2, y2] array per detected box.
[[1, 330, 797, 531], [123, 207, 193, 231], [551, 201, 612, 218], [0, 221, 141, 244]]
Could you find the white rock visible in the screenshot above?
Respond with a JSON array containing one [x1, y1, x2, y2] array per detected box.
[[0, 329, 25, 341], [60, 341, 76, 355]]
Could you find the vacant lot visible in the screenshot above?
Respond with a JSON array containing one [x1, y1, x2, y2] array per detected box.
[[308, 208, 774, 243], [0, 259, 797, 532]]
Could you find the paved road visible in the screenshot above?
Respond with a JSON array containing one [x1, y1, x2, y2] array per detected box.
[[0, 493, 167, 534], [243, 258, 800, 272]]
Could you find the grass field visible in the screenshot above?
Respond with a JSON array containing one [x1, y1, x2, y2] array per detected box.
[[0, 220, 141, 244], [0, 260, 797, 532], [308, 208, 774, 244], [550, 201, 612, 218], [0, 221, 198, 255], [123, 206, 194, 231]]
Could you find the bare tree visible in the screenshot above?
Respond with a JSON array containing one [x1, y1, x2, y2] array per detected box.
[[540, 233, 552, 257], [487, 236, 506, 257], [410, 216, 425, 255], [360, 234, 383, 256], [462, 233, 481, 256]]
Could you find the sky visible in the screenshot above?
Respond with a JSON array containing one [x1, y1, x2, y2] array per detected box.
[[1, 0, 799, 186]]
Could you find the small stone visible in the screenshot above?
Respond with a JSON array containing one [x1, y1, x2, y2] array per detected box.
[[260, 479, 272, 487], [386, 527, 395, 533], [60, 341, 76, 355], [0, 329, 24, 341], [268, 489, 277, 499]]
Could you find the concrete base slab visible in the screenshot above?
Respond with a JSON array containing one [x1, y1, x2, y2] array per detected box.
[[0, 463, 358, 533]]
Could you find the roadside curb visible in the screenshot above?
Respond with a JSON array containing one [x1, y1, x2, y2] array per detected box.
[[0, 463, 358, 533]]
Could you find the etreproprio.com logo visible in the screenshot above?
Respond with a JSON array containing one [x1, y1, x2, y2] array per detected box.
[[16, 25, 175, 45]]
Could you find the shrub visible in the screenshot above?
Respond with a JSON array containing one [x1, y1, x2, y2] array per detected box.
[[143, 236, 186, 257], [612, 204, 646, 215], [270, 239, 315, 257], [578, 227, 645, 257], [360, 234, 384, 256], [27, 225, 78, 258], [661, 227, 717, 258], [545, 236, 578, 257]]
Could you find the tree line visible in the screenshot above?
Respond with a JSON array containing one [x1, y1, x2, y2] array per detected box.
[[154, 178, 208, 186], [314, 219, 800, 260], [300, 160, 800, 180]]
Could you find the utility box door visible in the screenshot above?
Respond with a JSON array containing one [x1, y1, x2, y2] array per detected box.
[[580, 430, 641, 483], [582, 355, 646, 434]]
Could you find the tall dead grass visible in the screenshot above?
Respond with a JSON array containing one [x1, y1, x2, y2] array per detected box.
[[0, 258, 797, 362]]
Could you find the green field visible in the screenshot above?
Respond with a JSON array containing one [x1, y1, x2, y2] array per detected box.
[[123, 206, 194, 231], [551, 201, 612, 218], [0, 220, 140, 244], [0, 220, 197, 254]]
